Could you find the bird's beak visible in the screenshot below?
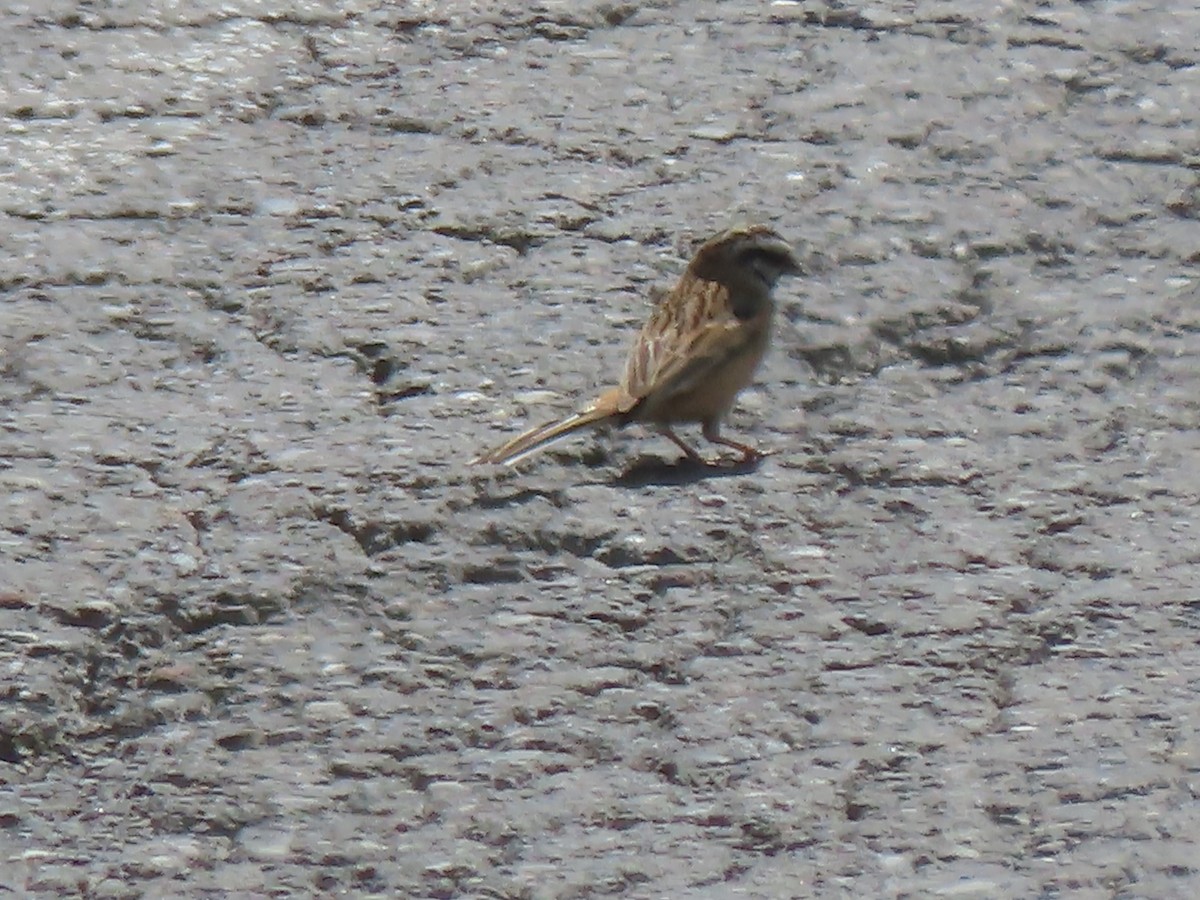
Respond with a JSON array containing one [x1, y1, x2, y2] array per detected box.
[[756, 232, 804, 277], [770, 240, 804, 277], [784, 247, 804, 276]]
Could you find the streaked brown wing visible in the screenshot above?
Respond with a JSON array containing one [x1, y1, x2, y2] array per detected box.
[[619, 279, 736, 406], [632, 319, 755, 406]]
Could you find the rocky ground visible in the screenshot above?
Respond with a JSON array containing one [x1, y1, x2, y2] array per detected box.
[[2, 0, 1199, 896]]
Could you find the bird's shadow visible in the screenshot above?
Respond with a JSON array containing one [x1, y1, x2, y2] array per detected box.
[[609, 454, 763, 488]]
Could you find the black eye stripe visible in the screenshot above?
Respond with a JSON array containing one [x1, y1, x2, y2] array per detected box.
[[739, 246, 792, 266]]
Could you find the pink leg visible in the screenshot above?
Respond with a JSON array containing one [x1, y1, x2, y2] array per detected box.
[[659, 427, 705, 463], [702, 421, 769, 463]]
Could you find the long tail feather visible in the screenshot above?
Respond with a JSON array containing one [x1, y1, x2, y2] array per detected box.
[[471, 405, 617, 466]]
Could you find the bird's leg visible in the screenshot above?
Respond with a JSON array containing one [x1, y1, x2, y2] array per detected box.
[[658, 427, 705, 464], [702, 421, 769, 463]]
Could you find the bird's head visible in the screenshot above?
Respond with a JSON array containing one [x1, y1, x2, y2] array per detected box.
[[688, 224, 803, 293]]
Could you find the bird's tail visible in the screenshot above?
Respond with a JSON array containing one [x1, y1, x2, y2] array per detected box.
[[471, 393, 622, 466]]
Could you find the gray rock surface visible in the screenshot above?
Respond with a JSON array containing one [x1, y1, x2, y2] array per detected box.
[[2, 0, 1199, 896]]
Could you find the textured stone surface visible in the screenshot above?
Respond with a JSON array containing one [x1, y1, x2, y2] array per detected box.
[[2, 0, 1199, 896]]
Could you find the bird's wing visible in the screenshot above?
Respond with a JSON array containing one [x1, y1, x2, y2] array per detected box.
[[619, 313, 751, 409]]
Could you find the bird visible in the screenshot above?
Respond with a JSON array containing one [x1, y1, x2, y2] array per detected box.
[[471, 224, 802, 467]]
